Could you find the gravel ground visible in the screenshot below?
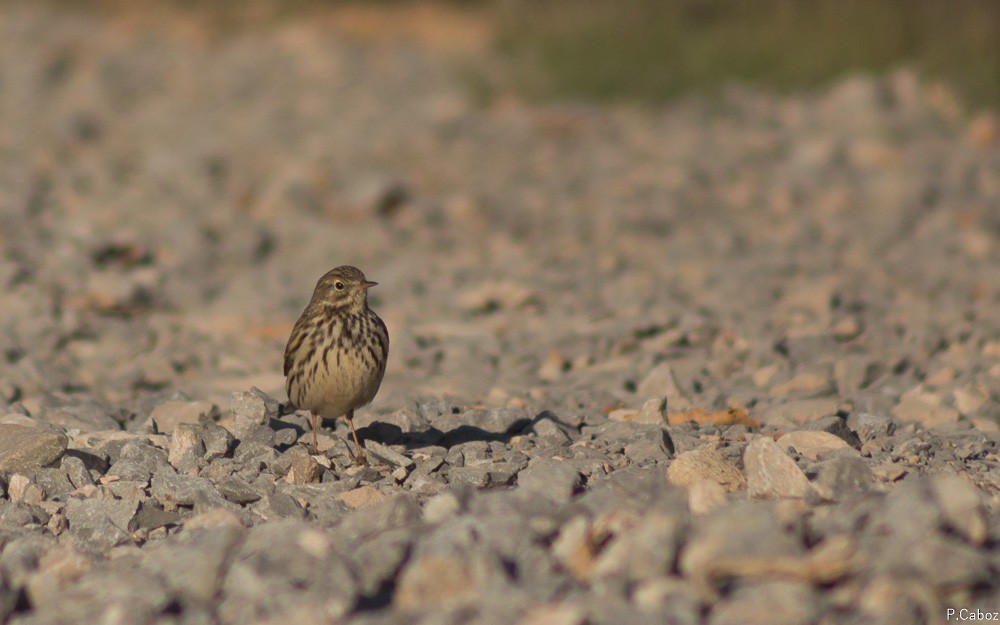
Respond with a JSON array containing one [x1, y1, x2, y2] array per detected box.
[[1, 4, 1000, 625]]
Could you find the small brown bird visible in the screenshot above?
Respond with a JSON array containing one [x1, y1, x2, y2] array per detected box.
[[284, 266, 389, 463]]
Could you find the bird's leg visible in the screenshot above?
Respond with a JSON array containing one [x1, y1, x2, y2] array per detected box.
[[346, 410, 366, 466], [311, 412, 319, 454]]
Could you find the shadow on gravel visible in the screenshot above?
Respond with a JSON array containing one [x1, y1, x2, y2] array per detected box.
[[356, 410, 576, 450]]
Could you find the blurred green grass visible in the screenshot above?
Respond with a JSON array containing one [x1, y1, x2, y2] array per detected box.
[[492, 0, 1000, 109], [40, 0, 1000, 109]]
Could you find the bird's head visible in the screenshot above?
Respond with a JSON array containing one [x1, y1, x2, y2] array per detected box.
[[310, 265, 377, 311]]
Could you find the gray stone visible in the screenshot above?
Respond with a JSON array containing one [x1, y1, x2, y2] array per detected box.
[[416, 398, 462, 421], [61, 455, 94, 489], [285, 452, 321, 485], [623, 430, 673, 465], [252, 492, 306, 520], [64, 498, 139, 553], [214, 474, 263, 505], [219, 520, 356, 623], [810, 455, 875, 501], [681, 501, 803, 586], [30, 467, 74, 499], [7, 473, 44, 504], [0, 533, 57, 588], [395, 544, 510, 613], [637, 397, 668, 424], [710, 580, 818, 625], [0, 500, 48, 527], [62, 449, 109, 478], [102, 480, 149, 500], [168, 423, 205, 473], [591, 512, 684, 581], [150, 473, 233, 511], [361, 407, 430, 433], [364, 440, 415, 470], [637, 362, 688, 407], [231, 387, 279, 439], [86, 433, 142, 466], [106, 441, 172, 482], [350, 526, 414, 597], [531, 412, 574, 446], [270, 445, 309, 478], [931, 475, 987, 545], [141, 525, 244, 607], [202, 422, 235, 461], [28, 559, 173, 623], [448, 463, 522, 488], [467, 407, 532, 434], [234, 424, 275, 455], [517, 457, 583, 503], [133, 500, 183, 531], [804, 415, 862, 448], [855, 412, 896, 442], [148, 399, 215, 433], [744, 436, 812, 499], [272, 424, 299, 447], [860, 477, 992, 590], [0, 424, 68, 474], [867, 523, 992, 591], [336, 493, 422, 542]]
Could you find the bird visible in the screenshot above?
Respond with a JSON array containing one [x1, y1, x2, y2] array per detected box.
[[283, 266, 389, 464]]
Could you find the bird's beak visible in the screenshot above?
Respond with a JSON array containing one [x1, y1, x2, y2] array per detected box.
[[362, 280, 378, 289]]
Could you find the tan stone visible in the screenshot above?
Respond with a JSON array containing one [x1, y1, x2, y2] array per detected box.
[[339, 485, 386, 509], [777, 431, 853, 461], [667, 448, 745, 492], [744, 437, 812, 499]]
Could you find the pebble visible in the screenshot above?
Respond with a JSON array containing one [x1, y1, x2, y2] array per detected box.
[[0, 425, 68, 474], [809, 455, 875, 501], [339, 485, 387, 509], [710, 580, 818, 625], [63, 498, 140, 553], [854, 412, 896, 442], [591, 512, 683, 581], [762, 399, 840, 425], [680, 501, 804, 588], [609, 397, 667, 425], [284, 453, 321, 485], [364, 439, 416, 470], [167, 423, 205, 474], [636, 363, 691, 410], [394, 553, 480, 611], [777, 430, 852, 461], [230, 388, 279, 439], [517, 457, 583, 503], [744, 436, 813, 499], [666, 448, 746, 492], [148, 400, 215, 434], [686, 479, 729, 514]]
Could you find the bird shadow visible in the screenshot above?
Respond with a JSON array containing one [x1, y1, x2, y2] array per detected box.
[[355, 409, 576, 451]]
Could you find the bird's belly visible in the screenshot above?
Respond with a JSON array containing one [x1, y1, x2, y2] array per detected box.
[[297, 358, 383, 418]]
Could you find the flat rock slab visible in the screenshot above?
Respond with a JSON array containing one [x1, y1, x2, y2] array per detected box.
[[0, 424, 68, 474]]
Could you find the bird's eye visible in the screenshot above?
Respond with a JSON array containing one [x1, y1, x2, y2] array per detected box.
[[334, 281, 345, 290]]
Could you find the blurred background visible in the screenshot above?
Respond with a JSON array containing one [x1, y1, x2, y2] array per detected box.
[[42, 0, 1000, 109], [1, 0, 998, 424]]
